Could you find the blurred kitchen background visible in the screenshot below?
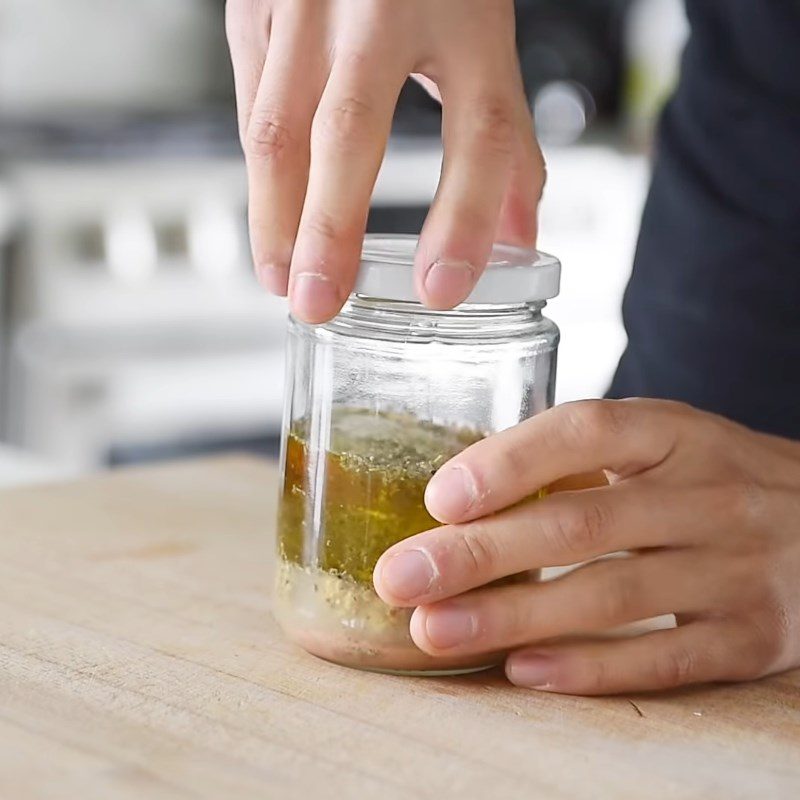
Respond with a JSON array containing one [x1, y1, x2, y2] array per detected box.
[[0, 0, 688, 485]]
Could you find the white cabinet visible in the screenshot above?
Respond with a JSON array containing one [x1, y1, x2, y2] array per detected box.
[[538, 146, 650, 402]]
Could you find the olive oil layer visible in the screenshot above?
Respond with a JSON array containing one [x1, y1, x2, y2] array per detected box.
[[278, 408, 482, 585]]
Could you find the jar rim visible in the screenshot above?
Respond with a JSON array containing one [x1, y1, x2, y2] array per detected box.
[[355, 234, 561, 305]]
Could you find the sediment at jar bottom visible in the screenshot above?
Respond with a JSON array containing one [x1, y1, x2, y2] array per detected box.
[[273, 560, 500, 674]]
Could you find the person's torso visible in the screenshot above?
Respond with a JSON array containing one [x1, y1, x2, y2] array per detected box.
[[609, 0, 800, 439]]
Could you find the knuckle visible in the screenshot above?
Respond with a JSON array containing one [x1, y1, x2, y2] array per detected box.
[[726, 628, 776, 681], [655, 646, 698, 688], [498, 439, 533, 486], [301, 209, 354, 244], [725, 478, 769, 529], [557, 401, 620, 450], [536, 152, 548, 199], [595, 400, 632, 437], [537, 149, 548, 178], [702, 413, 745, 453], [543, 501, 614, 560], [245, 113, 294, 161], [580, 501, 615, 550], [471, 97, 516, 156], [456, 523, 498, 578], [764, 608, 792, 666], [744, 642, 781, 681], [773, 603, 794, 650], [660, 399, 696, 417], [599, 568, 639, 623], [338, 49, 374, 72], [746, 607, 793, 677], [450, 203, 494, 236], [504, 595, 535, 640], [543, 407, 582, 453], [580, 658, 609, 694], [315, 95, 376, 150]]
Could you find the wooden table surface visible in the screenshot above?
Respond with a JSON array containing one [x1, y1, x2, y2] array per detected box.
[[1, 456, 798, 799]]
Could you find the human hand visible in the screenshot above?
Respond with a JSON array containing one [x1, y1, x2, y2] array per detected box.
[[373, 399, 800, 694], [226, 0, 545, 322]]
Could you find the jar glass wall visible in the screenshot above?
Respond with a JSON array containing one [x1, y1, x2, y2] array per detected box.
[[273, 236, 561, 675]]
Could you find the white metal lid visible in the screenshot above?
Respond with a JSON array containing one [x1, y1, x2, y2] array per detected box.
[[355, 234, 561, 304]]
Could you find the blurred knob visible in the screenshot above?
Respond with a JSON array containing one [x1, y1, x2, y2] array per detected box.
[[533, 80, 595, 146], [188, 201, 241, 281], [104, 207, 157, 285]]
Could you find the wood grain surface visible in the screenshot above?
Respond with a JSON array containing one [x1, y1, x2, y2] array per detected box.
[[0, 456, 798, 799]]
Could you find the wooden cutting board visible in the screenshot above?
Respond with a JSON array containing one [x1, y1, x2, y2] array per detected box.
[[0, 456, 798, 799]]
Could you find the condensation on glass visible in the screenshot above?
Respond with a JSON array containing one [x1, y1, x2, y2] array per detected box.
[[273, 235, 561, 675]]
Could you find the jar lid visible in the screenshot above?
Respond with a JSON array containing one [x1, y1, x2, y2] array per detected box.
[[355, 234, 561, 304]]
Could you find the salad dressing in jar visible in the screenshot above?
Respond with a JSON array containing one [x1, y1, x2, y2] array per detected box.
[[273, 235, 561, 674]]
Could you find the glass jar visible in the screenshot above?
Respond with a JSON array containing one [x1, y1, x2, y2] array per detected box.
[[273, 235, 561, 675]]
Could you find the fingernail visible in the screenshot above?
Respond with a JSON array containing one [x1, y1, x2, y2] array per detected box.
[[424, 605, 477, 650], [290, 272, 341, 323], [425, 464, 477, 522], [507, 653, 557, 689], [379, 549, 437, 602], [255, 263, 289, 296], [423, 260, 475, 307]]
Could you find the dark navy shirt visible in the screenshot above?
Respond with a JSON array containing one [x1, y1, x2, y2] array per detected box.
[[608, 0, 800, 440]]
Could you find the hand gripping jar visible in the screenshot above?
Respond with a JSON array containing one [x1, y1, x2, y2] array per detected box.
[[274, 235, 561, 675]]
